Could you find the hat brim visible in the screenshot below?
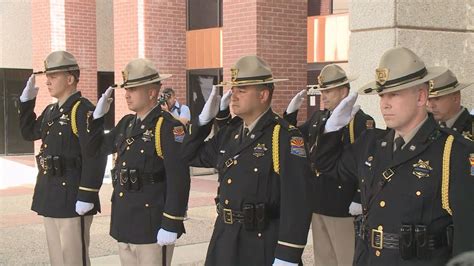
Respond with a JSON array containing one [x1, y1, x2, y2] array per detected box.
[[216, 78, 288, 87], [33, 66, 81, 75], [119, 74, 172, 89], [358, 66, 446, 95], [308, 75, 358, 91], [429, 82, 474, 98]]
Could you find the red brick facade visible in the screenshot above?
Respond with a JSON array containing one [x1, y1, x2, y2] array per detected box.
[[223, 0, 308, 121]]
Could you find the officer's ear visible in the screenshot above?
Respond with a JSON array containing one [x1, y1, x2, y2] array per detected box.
[[416, 84, 429, 107]]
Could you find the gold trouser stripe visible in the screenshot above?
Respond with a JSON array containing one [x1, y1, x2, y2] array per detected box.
[[155, 117, 164, 159], [349, 118, 355, 144], [277, 240, 305, 249], [163, 212, 185, 221], [441, 135, 454, 216], [272, 124, 281, 175], [71, 101, 81, 137], [79, 186, 99, 192]]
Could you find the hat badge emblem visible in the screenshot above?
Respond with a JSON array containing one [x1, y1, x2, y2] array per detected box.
[[44, 60, 48, 70], [317, 75, 324, 86], [122, 70, 129, 83], [376, 68, 389, 85], [230, 68, 239, 82], [429, 80, 435, 91]]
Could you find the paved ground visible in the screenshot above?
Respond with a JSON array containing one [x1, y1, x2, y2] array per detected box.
[[0, 156, 315, 265]]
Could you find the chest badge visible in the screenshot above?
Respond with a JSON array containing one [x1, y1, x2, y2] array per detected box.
[[253, 143, 268, 158], [412, 159, 433, 179], [141, 129, 154, 142], [59, 114, 70, 126]]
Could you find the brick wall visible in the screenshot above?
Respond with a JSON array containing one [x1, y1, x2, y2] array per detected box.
[[222, 0, 307, 121]]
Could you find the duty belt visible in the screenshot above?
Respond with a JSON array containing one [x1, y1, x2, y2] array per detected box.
[[364, 228, 449, 250]]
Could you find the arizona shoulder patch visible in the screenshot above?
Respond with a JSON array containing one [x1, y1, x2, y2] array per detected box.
[[290, 136, 306, 158], [470, 153, 474, 176], [173, 126, 185, 143]]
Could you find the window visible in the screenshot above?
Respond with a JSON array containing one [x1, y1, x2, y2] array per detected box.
[[186, 68, 223, 118], [187, 0, 223, 30]]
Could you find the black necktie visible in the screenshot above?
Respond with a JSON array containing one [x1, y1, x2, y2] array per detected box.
[[241, 127, 250, 143], [394, 136, 405, 154]]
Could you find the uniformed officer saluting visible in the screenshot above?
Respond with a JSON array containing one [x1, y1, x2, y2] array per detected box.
[[312, 46, 474, 265], [427, 69, 473, 140], [284, 64, 375, 266], [182, 55, 312, 265], [88, 58, 190, 265], [18, 51, 107, 266]]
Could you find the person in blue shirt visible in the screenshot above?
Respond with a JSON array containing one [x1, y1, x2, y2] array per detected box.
[[161, 87, 191, 125]]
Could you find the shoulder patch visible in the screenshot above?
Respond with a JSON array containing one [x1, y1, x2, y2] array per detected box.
[[173, 125, 185, 143], [470, 153, 474, 176], [290, 136, 306, 158]]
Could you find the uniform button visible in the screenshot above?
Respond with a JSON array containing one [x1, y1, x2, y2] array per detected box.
[[43, 171, 47, 174], [227, 178, 232, 184], [379, 201, 386, 207], [122, 162, 126, 166], [119, 192, 124, 197], [416, 191, 422, 196], [145, 203, 149, 207], [62, 182, 66, 186], [357, 189, 361, 192], [254, 168, 258, 172], [47, 131, 50, 135], [233, 160, 238, 165], [378, 225, 383, 231], [140, 149, 144, 153], [258, 233, 262, 237], [140, 125, 145, 129], [338, 185, 342, 189], [234, 134, 239, 139], [361, 179, 365, 183], [375, 250, 381, 256], [58, 132, 62, 136], [224, 199, 229, 205], [59, 108, 63, 112], [126, 146, 130, 150], [44, 144, 48, 148]]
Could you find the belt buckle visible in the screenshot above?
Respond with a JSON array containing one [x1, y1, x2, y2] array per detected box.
[[126, 138, 134, 145], [223, 208, 233, 224], [382, 168, 394, 180], [371, 229, 384, 249], [224, 158, 234, 168]]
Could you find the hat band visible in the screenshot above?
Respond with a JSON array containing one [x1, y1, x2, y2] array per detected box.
[[123, 73, 160, 85], [430, 80, 459, 94], [46, 64, 79, 72], [234, 74, 273, 82], [372, 67, 427, 93], [319, 76, 348, 88]]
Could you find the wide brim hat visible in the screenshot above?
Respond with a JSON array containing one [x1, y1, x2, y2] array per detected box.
[[216, 55, 288, 87], [119, 58, 172, 89], [428, 69, 473, 98], [308, 64, 358, 91], [33, 51, 80, 75], [358, 47, 447, 95]]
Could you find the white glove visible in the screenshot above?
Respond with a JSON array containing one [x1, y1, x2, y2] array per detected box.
[[93, 86, 114, 119], [20, 74, 40, 102], [273, 258, 298, 266], [220, 89, 232, 111], [325, 92, 360, 133], [349, 202, 362, 216], [156, 228, 178, 246], [198, 85, 221, 125], [75, 201, 94, 215], [286, 89, 306, 114]]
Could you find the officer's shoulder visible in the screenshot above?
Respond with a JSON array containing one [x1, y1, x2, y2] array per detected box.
[[438, 127, 473, 145], [76, 97, 95, 111], [160, 110, 183, 127], [272, 113, 302, 136], [116, 114, 135, 127]]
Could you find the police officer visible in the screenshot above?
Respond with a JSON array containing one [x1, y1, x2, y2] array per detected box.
[[427, 69, 473, 140], [284, 64, 374, 266], [311, 46, 474, 265], [88, 58, 190, 265], [182, 55, 312, 265], [18, 51, 107, 266]]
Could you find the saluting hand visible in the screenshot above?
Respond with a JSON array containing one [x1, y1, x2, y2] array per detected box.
[[20, 74, 40, 102], [198, 85, 221, 125], [325, 92, 360, 133], [220, 89, 232, 111], [286, 89, 307, 114], [93, 86, 114, 119]]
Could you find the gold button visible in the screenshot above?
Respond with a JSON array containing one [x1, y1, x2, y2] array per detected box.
[[254, 168, 258, 172], [58, 132, 62, 135], [44, 144, 48, 148], [357, 189, 361, 192], [378, 225, 383, 231], [126, 146, 130, 150], [375, 250, 381, 256], [47, 131, 50, 135], [119, 192, 124, 197], [234, 134, 239, 139], [224, 199, 229, 205], [145, 203, 149, 207], [361, 179, 365, 183], [258, 233, 262, 237], [140, 149, 144, 153], [227, 178, 232, 184], [62, 182, 66, 186], [122, 162, 126, 166], [140, 125, 145, 129], [59, 108, 63, 112], [338, 185, 342, 189], [43, 171, 47, 174], [416, 191, 421, 196], [379, 201, 386, 207], [233, 160, 238, 165]]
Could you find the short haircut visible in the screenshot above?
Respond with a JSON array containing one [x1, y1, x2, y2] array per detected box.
[[67, 70, 80, 83], [162, 87, 175, 95]]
